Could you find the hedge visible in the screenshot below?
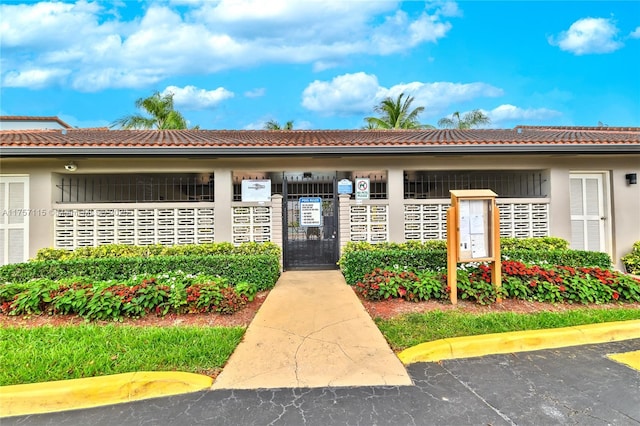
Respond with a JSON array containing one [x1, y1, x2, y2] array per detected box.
[[0, 254, 280, 291], [339, 248, 612, 285], [34, 242, 281, 261], [340, 237, 568, 257]]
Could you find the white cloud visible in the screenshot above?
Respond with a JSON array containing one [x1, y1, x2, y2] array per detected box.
[[549, 17, 623, 55], [0, 1, 459, 91], [368, 8, 453, 55], [71, 68, 163, 91], [3, 68, 70, 88], [431, 1, 462, 18], [302, 72, 383, 115], [0, 1, 108, 48], [488, 104, 562, 123], [312, 60, 342, 72], [301, 72, 503, 117], [244, 88, 266, 98], [162, 85, 234, 110], [630, 26, 640, 39], [384, 82, 503, 116]]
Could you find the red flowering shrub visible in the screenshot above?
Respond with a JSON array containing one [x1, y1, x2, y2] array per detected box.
[[0, 273, 257, 320], [355, 268, 425, 301], [500, 260, 640, 304], [216, 287, 249, 315], [356, 260, 640, 306]]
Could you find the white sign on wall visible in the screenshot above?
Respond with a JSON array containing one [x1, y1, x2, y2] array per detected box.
[[355, 178, 370, 200], [299, 197, 323, 226], [241, 180, 271, 202]]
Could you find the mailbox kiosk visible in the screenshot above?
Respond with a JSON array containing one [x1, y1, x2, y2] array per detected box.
[[446, 190, 501, 305]]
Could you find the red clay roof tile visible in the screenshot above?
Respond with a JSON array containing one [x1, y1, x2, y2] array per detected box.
[[0, 128, 638, 153]]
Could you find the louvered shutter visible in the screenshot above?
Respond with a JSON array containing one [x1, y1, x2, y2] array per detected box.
[[569, 174, 605, 252], [0, 176, 29, 265]]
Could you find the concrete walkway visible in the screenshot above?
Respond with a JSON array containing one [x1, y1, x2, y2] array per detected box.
[[212, 270, 412, 389]]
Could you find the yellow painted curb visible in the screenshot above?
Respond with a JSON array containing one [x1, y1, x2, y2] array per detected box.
[[399, 319, 640, 365], [608, 350, 640, 371], [0, 371, 213, 418]]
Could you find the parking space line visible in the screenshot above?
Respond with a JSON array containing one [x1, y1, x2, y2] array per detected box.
[[607, 350, 640, 371]]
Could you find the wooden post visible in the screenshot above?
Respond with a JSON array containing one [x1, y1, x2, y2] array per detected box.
[[447, 206, 458, 305], [491, 198, 502, 303], [447, 190, 501, 306]]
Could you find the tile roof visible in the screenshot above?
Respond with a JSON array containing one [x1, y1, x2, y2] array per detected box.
[[1, 127, 639, 156], [0, 115, 73, 129]]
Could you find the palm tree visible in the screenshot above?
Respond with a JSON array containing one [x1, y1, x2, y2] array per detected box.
[[437, 109, 491, 129], [264, 119, 294, 130], [111, 91, 191, 129], [364, 93, 434, 129]]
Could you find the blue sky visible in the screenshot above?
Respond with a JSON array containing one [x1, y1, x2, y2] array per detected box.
[[1, 1, 639, 130]]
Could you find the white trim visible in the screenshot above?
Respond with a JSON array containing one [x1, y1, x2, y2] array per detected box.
[[569, 172, 611, 254], [0, 175, 30, 265]]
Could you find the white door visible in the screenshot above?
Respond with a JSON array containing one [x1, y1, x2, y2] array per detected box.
[[569, 173, 606, 252], [0, 176, 29, 265]]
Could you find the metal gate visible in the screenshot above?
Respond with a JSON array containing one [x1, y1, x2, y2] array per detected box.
[[283, 174, 339, 270]]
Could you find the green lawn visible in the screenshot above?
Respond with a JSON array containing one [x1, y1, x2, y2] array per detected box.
[[375, 307, 640, 351], [0, 325, 245, 386], [3, 307, 640, 386]]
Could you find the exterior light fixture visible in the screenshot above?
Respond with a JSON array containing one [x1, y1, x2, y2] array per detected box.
[[64, 162, 78, 172], [626, 173, 637, 185]]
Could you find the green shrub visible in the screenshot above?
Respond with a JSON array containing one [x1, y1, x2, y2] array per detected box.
[[339, 238, 612, 285], [34, 242, 281, 261], [0, 254, 280, 291], [340, 249, 447, 285], [622, 241, 640, 275], [503, 249, 611, 269], [341, 238, 566, 257], [500, 237, 568, 251]]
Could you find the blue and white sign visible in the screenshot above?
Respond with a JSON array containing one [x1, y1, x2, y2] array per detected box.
[[299, 197, 323, 226], [337, 179, 353, 194]]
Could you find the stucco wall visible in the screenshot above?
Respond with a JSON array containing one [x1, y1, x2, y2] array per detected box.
[[1, 154, 638, 267], [0, 121, 68, 130], [611, 169, 640, 268]]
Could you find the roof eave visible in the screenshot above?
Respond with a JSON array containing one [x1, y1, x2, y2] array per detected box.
[[1, 144, 639, 157]]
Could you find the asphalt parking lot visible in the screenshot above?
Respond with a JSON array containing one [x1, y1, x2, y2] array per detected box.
[[4, 339, 639, 426]]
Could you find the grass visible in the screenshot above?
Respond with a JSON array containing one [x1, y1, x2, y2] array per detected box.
[[0, 325, 245, 386], [375, 307, 640, 351], [3, 305, 640, 387]]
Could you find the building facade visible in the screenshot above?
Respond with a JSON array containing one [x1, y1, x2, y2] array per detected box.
[[0, 116, 73, 131], [1, 126, 639, 270]]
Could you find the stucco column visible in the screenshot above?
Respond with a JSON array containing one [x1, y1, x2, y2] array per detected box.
[[270, 194, 283, 251], [387, 168, 405, 243], [338, 194, 351, 253], [548, 168, 572, 244], [32, 171, 54, 257], [215, 169, 233, 243]]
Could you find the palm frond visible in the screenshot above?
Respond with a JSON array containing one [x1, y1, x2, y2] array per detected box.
[[112, 91, 192, 130]]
